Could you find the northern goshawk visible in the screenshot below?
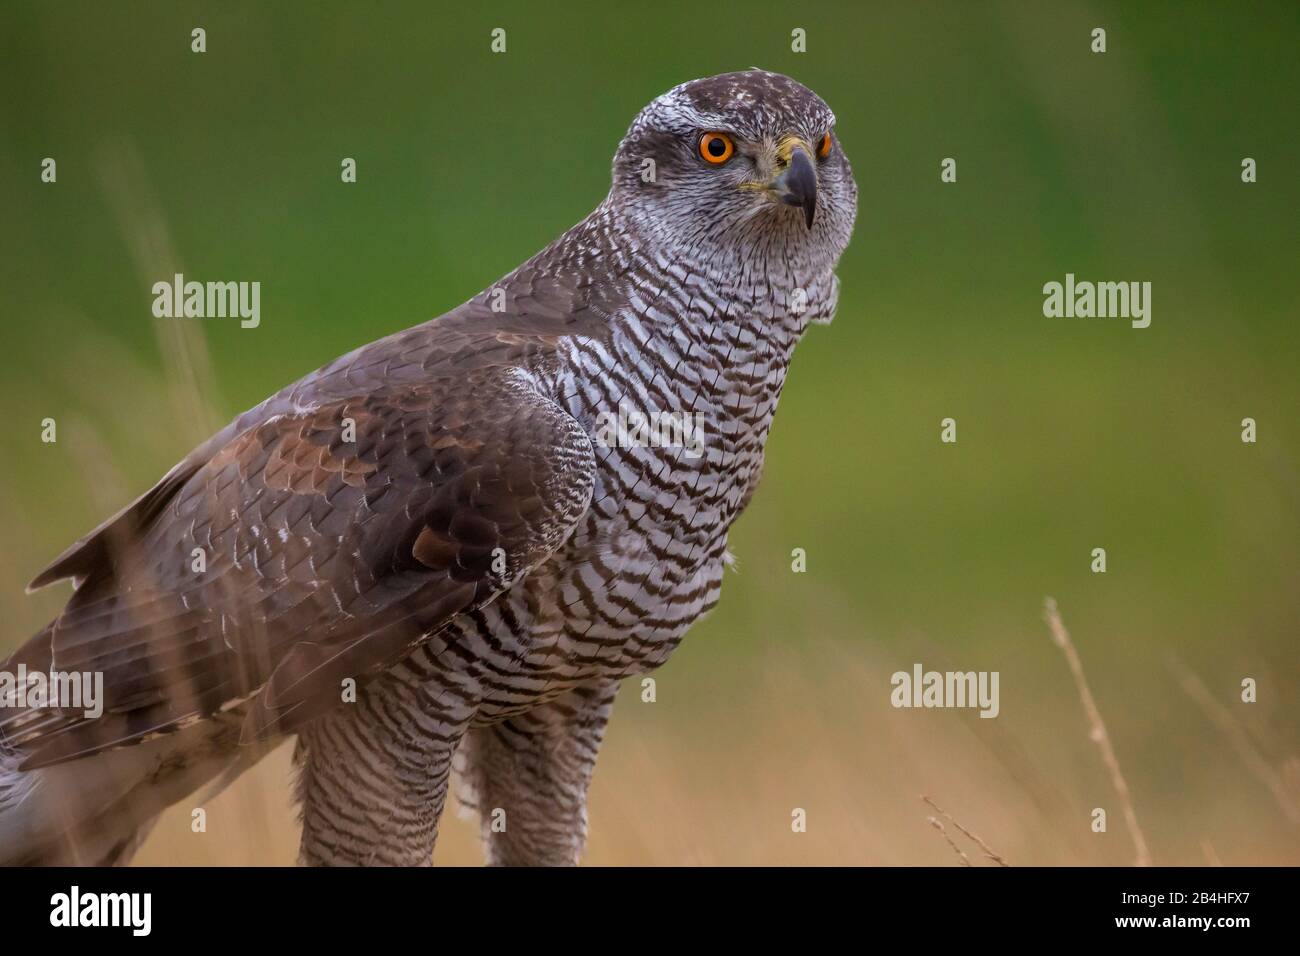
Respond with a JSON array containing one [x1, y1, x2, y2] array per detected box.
[[1, 69, 857, 865]]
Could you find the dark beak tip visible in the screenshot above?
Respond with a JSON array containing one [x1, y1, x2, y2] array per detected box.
[[779, 146, 818, 231]]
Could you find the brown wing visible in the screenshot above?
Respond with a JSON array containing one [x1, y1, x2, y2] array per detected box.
[[4, 367, 595, 769], [25, 241, 624, 595]]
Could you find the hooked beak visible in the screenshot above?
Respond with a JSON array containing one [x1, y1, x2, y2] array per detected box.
[[775, 141, 818, 229]]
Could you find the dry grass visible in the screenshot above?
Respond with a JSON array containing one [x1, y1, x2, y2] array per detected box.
[[1168, 655, 1300, 827], [119, 631, 1300, 866], [922, 795, 1009, 866], [925, 811, 972, 866], [1043, 597, 1152, 867], [95, 136, 223, 442]]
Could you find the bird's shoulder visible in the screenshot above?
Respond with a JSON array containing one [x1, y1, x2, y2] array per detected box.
[[27, 231, 628, 594]]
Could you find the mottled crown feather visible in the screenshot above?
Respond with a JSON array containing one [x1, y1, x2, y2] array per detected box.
[[618, 69, 836, 152], [605, 69, 856, 278]]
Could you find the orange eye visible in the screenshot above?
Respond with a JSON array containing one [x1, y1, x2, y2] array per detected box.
[[817, 131, 833, 158], [699, 132, 734, 164]]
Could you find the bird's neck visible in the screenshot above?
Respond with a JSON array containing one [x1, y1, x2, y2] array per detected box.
[[545, 200, 835, 479]]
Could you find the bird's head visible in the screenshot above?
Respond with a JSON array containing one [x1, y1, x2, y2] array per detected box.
[[611, 69, 857, 275]]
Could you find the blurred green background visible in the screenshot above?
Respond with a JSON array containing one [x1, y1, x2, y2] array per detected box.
[[1, 1, 1296, 865]]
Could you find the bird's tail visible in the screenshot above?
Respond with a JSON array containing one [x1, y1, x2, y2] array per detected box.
[[0, 739, 38, 859], [0, 739, 154, 865], [0, 718, 248, 866]]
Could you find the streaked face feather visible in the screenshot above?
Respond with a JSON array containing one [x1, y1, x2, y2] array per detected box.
[[609, 69, 857, 281]]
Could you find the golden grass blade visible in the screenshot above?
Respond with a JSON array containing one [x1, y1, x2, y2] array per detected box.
[[1043, 597, 1152, 867]]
